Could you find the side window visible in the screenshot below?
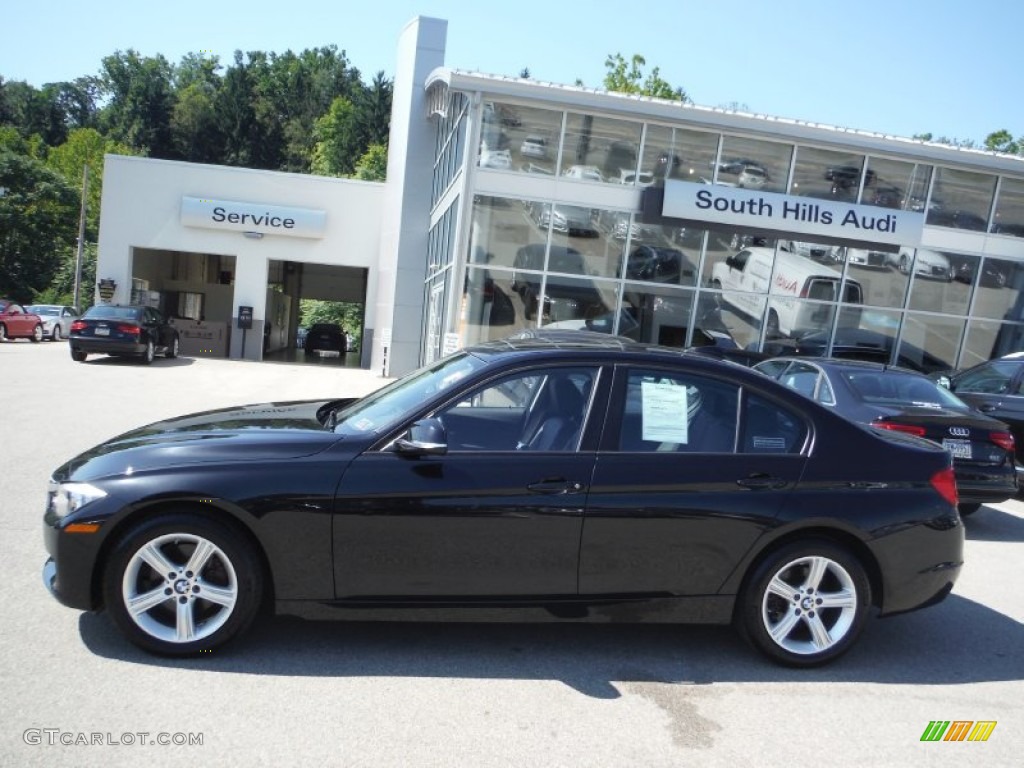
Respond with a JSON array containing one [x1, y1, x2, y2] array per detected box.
[[956, 362, 1016, 394], [741, 393, 806, 454], [780, 362, 820, 399], [435, 367, 596, 452], [617, 370, 738, 453]]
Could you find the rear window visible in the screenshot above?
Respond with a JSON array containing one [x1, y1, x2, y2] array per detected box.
[[845, 371, 969, 409], [84, 306, 142, 321]]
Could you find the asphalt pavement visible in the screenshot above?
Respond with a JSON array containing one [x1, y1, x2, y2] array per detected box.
[[2, 340, 1022, 767]]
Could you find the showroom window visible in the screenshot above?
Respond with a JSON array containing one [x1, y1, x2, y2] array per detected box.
[[478, 102, 563, 177], [790, 146, 869, 202], [926, 167, 997, 231], [560, 112, 643, 184], [992, 176, 1024, 237], [861, 157, 932, 211], [640, 124, 719, 185], [715, 135, 792, 193]]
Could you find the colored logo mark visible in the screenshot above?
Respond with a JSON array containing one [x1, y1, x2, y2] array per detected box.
[[920, 720, 997, 742]]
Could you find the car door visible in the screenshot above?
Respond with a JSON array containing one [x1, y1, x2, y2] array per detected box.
[[580, 365, 808, 596], [332, 365, 604, 597]]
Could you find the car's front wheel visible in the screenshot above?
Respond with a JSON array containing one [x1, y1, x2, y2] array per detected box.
[[52, 326, 62, 342], [166, 336, 179, 359], [102, 514, 264, 656], [736, 540, 871, 667], [141, 339, 155, 364], [31, 324, 43, 342], [0, 323, 7, 342]]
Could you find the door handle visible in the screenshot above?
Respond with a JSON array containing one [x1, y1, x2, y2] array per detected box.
[[736, 474, 788, 490], [978, 404, 999, 412], [527, 479, 584, 495]]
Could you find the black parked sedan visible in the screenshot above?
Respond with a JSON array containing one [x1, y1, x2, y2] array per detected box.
[[754, 357, 1017, 514], [43, 336, 963, 666], [69, 305, 180, 364], [304, 322, 347, 356], [938, 356, 1024, 470]]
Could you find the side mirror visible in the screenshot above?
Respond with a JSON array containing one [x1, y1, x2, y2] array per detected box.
[[395, 418, 448, 457], [935, 375, 952, 390]]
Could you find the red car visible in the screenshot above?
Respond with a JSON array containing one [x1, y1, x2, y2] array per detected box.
[[0, 300, 44, 342]]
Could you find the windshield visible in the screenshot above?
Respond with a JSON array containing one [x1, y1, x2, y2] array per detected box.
[[333, 352, 487, 436], [28, 306, 60, 316]]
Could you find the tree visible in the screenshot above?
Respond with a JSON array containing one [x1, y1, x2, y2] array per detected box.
[[99, 50, 176, 157], [0, 150, 78, 302], [299, 299, 363, 345], [602, 53, 688, 102], [353, 143, 388, 181], [985, 129, 1021, 155], [357, 71, 392, 148], [310, 97, 361, 176]]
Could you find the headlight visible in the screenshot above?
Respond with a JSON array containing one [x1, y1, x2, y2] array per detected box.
[[48, 481, 107, 519]]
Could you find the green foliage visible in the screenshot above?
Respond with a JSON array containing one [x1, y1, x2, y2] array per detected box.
[[602, 53, 688, 102], [353, 143, 388, 181], [299, 299, 364, 343], [0, 150, 78, 302], [311, 97, 362, 176], [99, 50, 176, 157], [985, 129, 1021, 155]]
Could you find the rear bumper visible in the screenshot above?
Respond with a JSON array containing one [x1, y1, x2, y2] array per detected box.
[[954, 464, 1018, 505], [69, 337, 145, 356]]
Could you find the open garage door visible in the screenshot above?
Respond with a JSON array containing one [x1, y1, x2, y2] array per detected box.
[[264, 260, 368, 368]]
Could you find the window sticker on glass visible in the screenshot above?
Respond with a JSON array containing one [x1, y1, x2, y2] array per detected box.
[[641, 381, 689, 443]]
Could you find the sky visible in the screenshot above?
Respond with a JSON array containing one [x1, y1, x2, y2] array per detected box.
[[2, 0, 1021, 146]]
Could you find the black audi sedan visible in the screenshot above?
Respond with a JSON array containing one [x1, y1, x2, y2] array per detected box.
[[43, 336, 963, 667], [754, 357, 1017, 514], [69, 304, 180, 364]]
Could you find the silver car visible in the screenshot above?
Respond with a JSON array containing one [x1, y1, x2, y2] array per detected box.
[[26, 305, 79, 341]]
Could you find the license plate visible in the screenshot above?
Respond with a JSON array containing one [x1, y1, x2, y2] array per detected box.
[[95, 327, 110, 336], [942, 438, 972, 459]]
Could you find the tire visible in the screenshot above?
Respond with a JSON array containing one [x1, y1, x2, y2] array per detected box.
[[102, 513, 263, 656], [71, 349, 87, 362], [958, 503, 981, 516], [736, 539, 872, 667], [141, 339, 155, 365], [0, 323, 6, 342], [166, 335, 179, 359], [52, 326, 62, 342], [899, 255, 911, 275], [765, 310, 781, 340], [30, 324, 43, 342]]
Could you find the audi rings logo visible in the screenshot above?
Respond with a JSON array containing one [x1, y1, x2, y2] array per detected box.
[[949, 427, 970, 437]]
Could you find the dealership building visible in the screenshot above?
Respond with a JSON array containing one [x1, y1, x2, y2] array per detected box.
[[95, 16, 1024, 376]]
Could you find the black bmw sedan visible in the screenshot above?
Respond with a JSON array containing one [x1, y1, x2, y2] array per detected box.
[[43, 336, 963, 666], [754, 357, 1017, 514]]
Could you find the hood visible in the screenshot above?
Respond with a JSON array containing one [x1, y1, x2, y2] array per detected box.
[[54, 398, 356, 482]]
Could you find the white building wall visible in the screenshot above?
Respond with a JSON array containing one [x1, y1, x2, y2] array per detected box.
[[96, 155, 385, 360]]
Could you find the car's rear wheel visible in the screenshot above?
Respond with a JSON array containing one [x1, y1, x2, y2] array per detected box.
[[958, 503, 981, 516], [103, 514, 263, 656], [141, 339, 155, 364], [71, 349, 87, 362], [31, 324, 43, 342], [736, 540, 871, 667], [0, 323, 7, 342]]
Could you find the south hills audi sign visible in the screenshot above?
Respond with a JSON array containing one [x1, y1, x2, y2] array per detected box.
[[661, 180, 925, 247], [180, 196, 326, 238]]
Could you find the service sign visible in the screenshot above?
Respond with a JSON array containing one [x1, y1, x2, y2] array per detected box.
[[181, 197, 326, 239], [662, 181, 924, 247]]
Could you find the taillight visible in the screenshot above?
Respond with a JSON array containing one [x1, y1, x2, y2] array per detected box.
[[116, 323, 141, 336], [872, 420, 927, 437], [990, 431, 1015, 453], [930, 466, 959, 508], [70, 320, 86, 332]]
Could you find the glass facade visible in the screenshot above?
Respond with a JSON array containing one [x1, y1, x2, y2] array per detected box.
[[433, 94, 1024, 372]]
